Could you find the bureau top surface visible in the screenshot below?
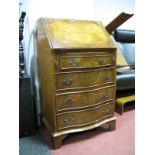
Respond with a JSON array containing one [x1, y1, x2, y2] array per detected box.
[[39, 18, 116, 50]]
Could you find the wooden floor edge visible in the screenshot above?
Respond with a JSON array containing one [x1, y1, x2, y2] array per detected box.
[[116, 95, 135, 103]]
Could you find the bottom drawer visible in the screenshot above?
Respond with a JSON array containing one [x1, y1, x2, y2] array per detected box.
[[57, 102, 114, 130]]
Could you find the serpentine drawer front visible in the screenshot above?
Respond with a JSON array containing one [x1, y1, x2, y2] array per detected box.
[[56, 68, 115, 90], [57, 102, 114, 130], [56, 85, 115, 112], [36, 18, 117, 149], [60, 54, 113, 70]]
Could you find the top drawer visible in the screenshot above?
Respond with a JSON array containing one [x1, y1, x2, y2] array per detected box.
[[59, 54, 114, 70]]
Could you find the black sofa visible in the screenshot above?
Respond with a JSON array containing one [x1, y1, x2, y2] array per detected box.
[[113, 29, 135, 92], [112, 29, 135, 114]]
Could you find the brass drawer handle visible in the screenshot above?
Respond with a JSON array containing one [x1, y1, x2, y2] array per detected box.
[[64, 98, 73, 105], [103, 92, 110, 99], [55, 60, 59, 66], [103, 74, 110, 80], [63, 78, 72, 85], [103, 109, 110, 114], [99, 58, 105, 65], [68, 59, 79, 67], [65, 117, 74, 124]]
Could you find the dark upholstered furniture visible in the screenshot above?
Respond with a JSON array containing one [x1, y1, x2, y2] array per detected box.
[[113, 29, 135, 91], [113, 29, 135, 115]]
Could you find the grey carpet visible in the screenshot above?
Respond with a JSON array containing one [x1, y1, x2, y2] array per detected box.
[[19, 130, 52, 155]]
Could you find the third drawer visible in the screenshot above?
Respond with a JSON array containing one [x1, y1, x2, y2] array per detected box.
[[56, 85, 115, 112]]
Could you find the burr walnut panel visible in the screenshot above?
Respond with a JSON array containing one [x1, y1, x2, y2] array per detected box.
[[44, 19, 115, 49]]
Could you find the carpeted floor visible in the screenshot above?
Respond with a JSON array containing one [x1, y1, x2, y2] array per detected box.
[[19, 110, 135, 155], [19, 130, 52, 155]]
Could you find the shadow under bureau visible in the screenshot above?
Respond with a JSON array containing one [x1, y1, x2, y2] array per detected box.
[[36, 18, 117, 149]]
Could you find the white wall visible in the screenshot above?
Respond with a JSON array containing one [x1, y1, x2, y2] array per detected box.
[[20, 0, 135, 124], [93, 0, 135, 28]]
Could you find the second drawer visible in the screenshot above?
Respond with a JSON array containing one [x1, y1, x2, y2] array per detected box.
[[56, 68, 115, 90]]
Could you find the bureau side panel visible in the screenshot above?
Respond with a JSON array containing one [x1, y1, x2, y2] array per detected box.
[[113, 50, 117, 103], [36, 19, 57, 133]]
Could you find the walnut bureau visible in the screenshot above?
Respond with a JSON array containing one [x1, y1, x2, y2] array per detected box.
[[36, 18, 117, 149]]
